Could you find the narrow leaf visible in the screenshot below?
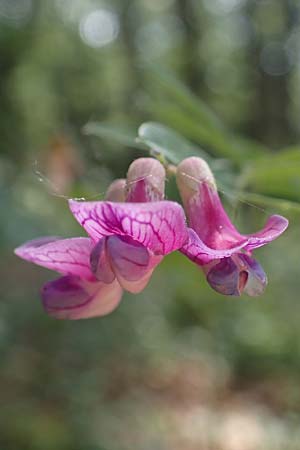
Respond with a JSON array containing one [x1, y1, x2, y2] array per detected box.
[[138, 121, 210, 164], [83, 122, 147, 150]]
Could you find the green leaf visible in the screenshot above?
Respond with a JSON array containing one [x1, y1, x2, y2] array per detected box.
[[241, 148, 300, 202], [146, 103, 246, 161], [138, 121, 210, 164], [83, 122, 147, 150], [144, 63, 223, 131], [143, 65, 268, 162], [237, 191, 300, 214]]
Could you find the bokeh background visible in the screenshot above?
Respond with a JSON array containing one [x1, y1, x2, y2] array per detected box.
[[1, 0, 300, 449]]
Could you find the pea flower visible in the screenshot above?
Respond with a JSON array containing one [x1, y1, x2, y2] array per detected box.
[[15, 158, 188, 319], [176, 157, 288, 296]]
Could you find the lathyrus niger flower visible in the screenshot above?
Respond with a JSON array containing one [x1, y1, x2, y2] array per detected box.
[[15, 158, 188, 319], [176, 157, 288, 296]]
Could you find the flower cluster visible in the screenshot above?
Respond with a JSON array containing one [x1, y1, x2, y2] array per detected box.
[[15, 157, 288, 319]]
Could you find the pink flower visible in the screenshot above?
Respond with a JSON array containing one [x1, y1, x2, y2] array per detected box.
[[15, 158, 188, 319], [176, 157, 288, 296]]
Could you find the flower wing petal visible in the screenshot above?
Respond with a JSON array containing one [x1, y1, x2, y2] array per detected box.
[[42, 276, 123, 319], [245, 215, 289, 251], [69, 200, 188, 255], [15, 237, 93, 280]]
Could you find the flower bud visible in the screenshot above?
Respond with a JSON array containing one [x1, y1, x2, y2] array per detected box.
[[105, 179, 126, 202], [126, 157, 166, 202], [176, 157, 216, 207]]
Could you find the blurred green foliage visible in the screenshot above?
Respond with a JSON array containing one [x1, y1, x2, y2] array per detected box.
[[1, 0, 300, 449]]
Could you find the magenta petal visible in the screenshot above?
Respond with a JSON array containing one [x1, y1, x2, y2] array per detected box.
[[69, 200, 188, 255], [15, 237, 94, 280], [180, 228, 248, 266], [42, 275, 123, 319], [244, 215, 289, 251], [179, 177, 245, 250], [90, 238, 115, 283]]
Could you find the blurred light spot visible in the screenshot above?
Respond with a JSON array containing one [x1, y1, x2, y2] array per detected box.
[[135, 16, 183, 58], [0, 0, 32, 26], [203, 0, 246, 15], [218, 411, 267, 450], [79, 9, 119, 48], [260, 42, 292, 76]]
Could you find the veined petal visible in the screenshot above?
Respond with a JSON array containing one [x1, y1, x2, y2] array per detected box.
[[15, 237, 93, 280], [244, 215, 289, 251], [180, 228, 248, 266], [69, 200, 188, 255], [42, 275, 123, 319], [106, 235, 163, 293]]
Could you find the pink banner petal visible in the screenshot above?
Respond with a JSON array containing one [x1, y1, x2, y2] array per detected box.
[[69, 200, 188, 255], [180, 179, 245, 250]]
